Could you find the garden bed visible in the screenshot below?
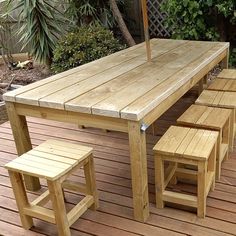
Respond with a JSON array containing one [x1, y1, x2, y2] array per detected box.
[[0, 63, 50, 123], [0, 101, 7, 124]]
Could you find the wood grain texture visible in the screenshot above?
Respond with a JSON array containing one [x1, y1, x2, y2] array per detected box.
[[3, 39, 230, 223], [177, 104, 231, 179], [1, 89, 236, 236], [3, 39, 229, 121], [217, 69, 236, 80], [207, 79, 236, 92]]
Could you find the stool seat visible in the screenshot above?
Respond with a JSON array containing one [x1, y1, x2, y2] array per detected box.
[[153, 126, 218, 218], [177, 105, 231, 179], [207, 78, 236, 92], [5, 139, 93, 180], [5, 139, 98, 236], [177, 104, 231, 130], [196, 90, 236, 150], [154, 126, 218, 161], [217, 69, 236, 80], [196, 90, 236, 109]]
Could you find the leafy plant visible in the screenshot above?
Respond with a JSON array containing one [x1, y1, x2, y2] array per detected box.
[[161, 0, 236, 41], [6, 0, 68, 66], [65, 0, 123, 27], [51, 24, 126, 73], [229, 48, 236, 68], [161, 0, 236, 66], [0, 2, 14, 66]]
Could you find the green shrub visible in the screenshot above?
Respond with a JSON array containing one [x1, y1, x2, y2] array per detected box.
[[51, 25, 126, 73], [161, 0, 236, 67], [161, 0, 236, 41]]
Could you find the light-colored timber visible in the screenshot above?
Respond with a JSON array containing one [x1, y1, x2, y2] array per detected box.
[[3, 39, 229, 222], [177, 104, 231, 179], [207, 78, 236, 92], [5, 140, 98, 236], [195, 90, 236, 149], [153, 126, 218, 218], [1, 88, 236, 235], [217, 69, 236, 80]]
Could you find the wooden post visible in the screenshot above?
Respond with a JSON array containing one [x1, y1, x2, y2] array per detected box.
[[141, 0, 151, 62], [128, 121, 149, 222], [197, 161, 207, 218], [84, 154, 99, 210], [198, 76, 205, 95], [154, 156, 165, 208], [47, 180, 71, 236], [8, 171, 34, 229], [208, 144, 216, 191], [5, 102, 40, 191]]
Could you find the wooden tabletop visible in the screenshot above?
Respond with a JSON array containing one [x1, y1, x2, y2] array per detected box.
[[4, 39, 229, 121]]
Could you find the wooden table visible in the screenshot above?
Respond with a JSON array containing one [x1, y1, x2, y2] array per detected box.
[[3, 39, 229, 222]]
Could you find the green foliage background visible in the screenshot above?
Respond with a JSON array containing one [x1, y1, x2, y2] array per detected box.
[[161, 0, 236, 66], [51, 25, 126, 73]]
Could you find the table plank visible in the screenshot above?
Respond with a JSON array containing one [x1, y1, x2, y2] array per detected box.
[[64, 39, 186, 113], [6, 39, 163, 105], [91, 41, 215, 118], [5, 40, 164, 102], [38, 39, 185, 109], [121, 42, 228, 120]]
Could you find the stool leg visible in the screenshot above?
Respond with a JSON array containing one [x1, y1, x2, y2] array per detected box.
[[47, 180, 71, 236], [8, 170, 33, 229], [154, 156, 165, 208], [208, 144, 217, 191], [222, 118, 230, 161], [216, 133, 222, 180], [84, 155, 99, 210], [229, 110, 235, 151], [197, 161, 207, 218]]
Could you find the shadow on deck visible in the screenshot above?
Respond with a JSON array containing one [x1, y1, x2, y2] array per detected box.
[[0, 89, 236, 236]]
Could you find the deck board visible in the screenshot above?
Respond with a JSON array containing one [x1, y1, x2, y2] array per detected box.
[[1, 89, 236, 235]]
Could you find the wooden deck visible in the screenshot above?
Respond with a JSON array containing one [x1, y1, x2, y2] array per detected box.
[[1, 89, 236, 236]]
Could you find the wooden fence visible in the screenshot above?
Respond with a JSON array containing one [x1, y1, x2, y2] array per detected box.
[[1, 1, 170, 55], [147, 0, 170, 38], [126, 0, 170, 40]]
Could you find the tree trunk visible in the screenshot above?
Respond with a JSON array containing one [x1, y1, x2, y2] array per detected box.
[[109, 0, 136, 47]]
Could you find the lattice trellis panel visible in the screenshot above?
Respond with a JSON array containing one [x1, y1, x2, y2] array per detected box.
[[147, 0, 170, 38]]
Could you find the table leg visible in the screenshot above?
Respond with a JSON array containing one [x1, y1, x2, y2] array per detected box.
[[5, 102, 40, 191], [128, 121, 149, 222], [221, 49, 229, 69], [198, 77, 205, 95]]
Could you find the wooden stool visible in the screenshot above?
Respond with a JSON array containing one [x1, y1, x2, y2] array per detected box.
[[195, 90, 236, 150], [177, 104, 231, 179], [217, 69, 236, 80], [207, 78, 236, 92], [5, 140, 99, 236], [153, 126, 218, 218]]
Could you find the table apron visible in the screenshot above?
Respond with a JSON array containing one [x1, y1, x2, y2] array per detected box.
[[14, 103, 129, 133]]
